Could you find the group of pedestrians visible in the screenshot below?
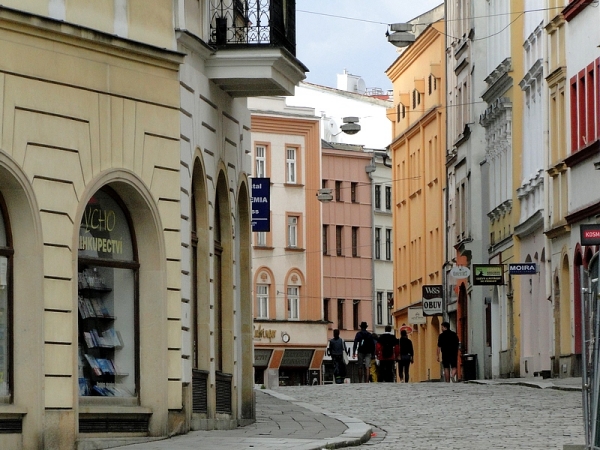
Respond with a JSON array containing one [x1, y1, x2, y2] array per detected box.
[[327, 321, 460, 384]]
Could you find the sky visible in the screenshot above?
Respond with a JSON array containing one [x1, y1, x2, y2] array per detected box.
[[295, 0, 444, 92]]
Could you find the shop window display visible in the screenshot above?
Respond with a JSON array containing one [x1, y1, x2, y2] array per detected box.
[[78, 189, 137, 398]]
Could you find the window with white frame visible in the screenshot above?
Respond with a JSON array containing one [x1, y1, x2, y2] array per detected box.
[[257, 284, 269, 319], [287, 286, 299, 319], [385, 228, 392, 261], [286, 148, 296, 183], [385, 186, 391, 210], [374, 227, 381, 260], [256, 231, 267, 247], [387, 292, 394, 325], [374, 185, 381, 209], [255, 145, 266, 178], [288, 216, 298, 248], [376, 292, 383, 325]]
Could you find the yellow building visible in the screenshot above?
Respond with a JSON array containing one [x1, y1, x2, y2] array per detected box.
[[386, 20, 446, 382]]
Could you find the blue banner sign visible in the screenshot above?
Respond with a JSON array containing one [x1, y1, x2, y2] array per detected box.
[[251, 178, 270, 232], [508, 263, 537, 275]]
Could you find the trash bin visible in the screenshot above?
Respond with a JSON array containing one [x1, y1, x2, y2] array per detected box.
[[462, 353, 477, 381]]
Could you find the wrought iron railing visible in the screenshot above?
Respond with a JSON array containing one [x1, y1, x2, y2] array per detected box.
[[209, 0, 296, 56]]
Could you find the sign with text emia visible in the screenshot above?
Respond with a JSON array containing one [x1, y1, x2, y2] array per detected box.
[[251, 178, 270, 232]]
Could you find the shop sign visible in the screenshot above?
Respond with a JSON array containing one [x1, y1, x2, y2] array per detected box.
[[508, 263, 537, 275], [473, 264, 505, 285], [450, 265, 471, 278], [281, 349, 314, 368], [422, 285, 443, 316], [408, 307, 427, 325], [254, 349, 272, 367], [251, 177, 270, 232], [254, 325, 276, 341], [581, 224, 600, 246]]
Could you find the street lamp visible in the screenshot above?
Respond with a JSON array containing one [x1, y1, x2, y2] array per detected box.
[[387, 23, 416, 48]]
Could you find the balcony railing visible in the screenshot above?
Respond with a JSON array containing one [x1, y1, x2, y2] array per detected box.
[[209, 0, 296, 56]]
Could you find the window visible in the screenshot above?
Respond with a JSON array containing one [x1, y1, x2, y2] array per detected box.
[[570, 60, 600, 153], [288, 286, 299, 319], [374, 185, 381, 209], [323, 298, 330, 323], [335, 181, 342, 201], [374, 228, 381, 260], [286, 147, 296, 183], [256, 231, 266, 247], [387, 292, 394, 325], [336, 226, 343, 256], [376, 292, 383, 325], [385, 229, 392, 261], [351, 182, 357, 203], [288, 216, 298, 248], [352, 227, 359, 257], [257, 285, 269, 319], [385, 186, 391, 210], [353, 300, 359, 330], [322, 225, 328, 255], [0, 197, 12, 399], [255, 145, 266, 178], [78, 188, 137, 398], [337, 299, 344, 329]]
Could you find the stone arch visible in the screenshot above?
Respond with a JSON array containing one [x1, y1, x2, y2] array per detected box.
[[559, 253, 571, 357], [0, 151, 44, 449], [74, 169, 168, 436]]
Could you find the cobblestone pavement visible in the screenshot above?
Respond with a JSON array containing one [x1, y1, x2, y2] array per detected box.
[[277, 381, 585, 450]]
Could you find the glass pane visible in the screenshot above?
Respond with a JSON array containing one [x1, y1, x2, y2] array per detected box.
[[0, 208, 9, 397], [78, 190, 134, 261], [78, 265, 136, 397]]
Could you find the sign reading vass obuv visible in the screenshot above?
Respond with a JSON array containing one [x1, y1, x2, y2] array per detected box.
[[422, 285, 443, 316]]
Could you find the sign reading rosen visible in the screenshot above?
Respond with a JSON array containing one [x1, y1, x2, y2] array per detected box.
[[422, 285, 443, 316], [581, 224, 600, 246]]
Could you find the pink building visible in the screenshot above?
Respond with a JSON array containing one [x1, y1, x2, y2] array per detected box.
[[322, 141, 374, 366]]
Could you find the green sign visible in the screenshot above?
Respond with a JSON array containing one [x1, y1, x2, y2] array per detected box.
[[473, 264, 505, 285]]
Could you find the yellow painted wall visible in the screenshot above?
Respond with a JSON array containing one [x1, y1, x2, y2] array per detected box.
[[387, 21, 446, 382]]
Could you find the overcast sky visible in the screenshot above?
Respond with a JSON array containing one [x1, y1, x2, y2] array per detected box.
[[296, 0, 444, 92]]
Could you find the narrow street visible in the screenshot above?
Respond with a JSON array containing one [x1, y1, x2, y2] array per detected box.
[[279, 381, 584, 450]]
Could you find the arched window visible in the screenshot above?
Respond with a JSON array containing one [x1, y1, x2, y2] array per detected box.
[[77, 188, 138, 398], [0, 195, 12, 400]]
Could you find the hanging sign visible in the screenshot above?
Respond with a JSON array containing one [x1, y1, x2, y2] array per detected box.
[[508, 263, 537, 275], [251, 178, 270, 232], [581, 224, 600, 246], [408, 307, 426, 325], [473, 264, 505, 285], [422, 285, 443, 316], [450, 265, 471, 278]]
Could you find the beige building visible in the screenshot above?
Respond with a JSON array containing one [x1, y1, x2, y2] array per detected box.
[[0, 1, 305, 449], [248, 97, 326, 387], [386, 20, 446, 382]]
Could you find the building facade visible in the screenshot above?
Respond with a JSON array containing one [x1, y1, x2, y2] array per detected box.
[[0, 0, 306, 448], [387, 20, 446, 382], [248, 96, 326, 388]]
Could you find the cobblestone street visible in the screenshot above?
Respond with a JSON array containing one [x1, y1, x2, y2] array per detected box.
[[278, 381, 584, 450]]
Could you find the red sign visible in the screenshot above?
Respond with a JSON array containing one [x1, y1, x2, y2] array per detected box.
[[581, 224, 600, 245]]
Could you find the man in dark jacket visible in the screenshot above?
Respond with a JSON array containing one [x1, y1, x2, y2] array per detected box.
[[375, 325, 399, 382], [352, 322, 375, 383], [437, 321, 460, 382]]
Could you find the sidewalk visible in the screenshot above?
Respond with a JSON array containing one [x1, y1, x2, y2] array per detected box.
[[109, 388, 372, 450]]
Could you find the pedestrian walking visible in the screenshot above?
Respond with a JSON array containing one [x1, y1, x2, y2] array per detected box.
[[437, 321, 460, 382], [370, 333, 379, 382], [353, 322, 375, 383], [375, 325, 399, 382], [397, 329, 414, 382], [328, 329, 347, 384]]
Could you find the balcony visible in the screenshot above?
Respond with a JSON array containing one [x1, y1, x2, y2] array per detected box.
[[205, 0, 307, 97]]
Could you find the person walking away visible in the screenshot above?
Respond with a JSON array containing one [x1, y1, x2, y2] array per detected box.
[[328, 329, 347, 384], [369, 333, 379, 382], [353, 322, 375, 383], [437, 321, 460, 382], [375, 325, 399, 382], [397, 329, 414, 382]]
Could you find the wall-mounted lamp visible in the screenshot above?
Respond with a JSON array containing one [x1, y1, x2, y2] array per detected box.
[[317, 188, 333, 203], [387, 23, 415, 48]]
